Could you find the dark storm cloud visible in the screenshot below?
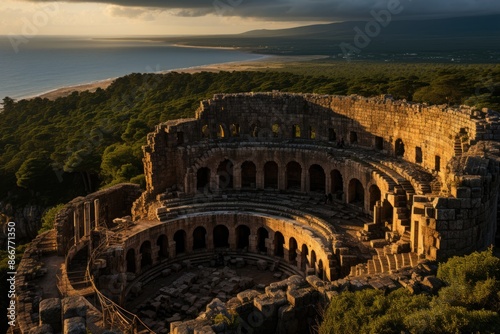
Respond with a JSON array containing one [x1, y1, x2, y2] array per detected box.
[[22, 0, 500, 21]]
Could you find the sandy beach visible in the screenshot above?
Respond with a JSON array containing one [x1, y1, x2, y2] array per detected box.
[[34, 55, 325, 101]]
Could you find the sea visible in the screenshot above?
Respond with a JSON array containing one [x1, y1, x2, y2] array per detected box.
[[0, 36, 264, 100]]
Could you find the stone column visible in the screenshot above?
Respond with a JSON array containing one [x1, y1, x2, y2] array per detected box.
[[169, 243, 177, 258], [94, 199, 100, 229], [73, 210, 79, 245], [136, 255, 142, 274], [256, 166, 264, 189], [151, 245, 160, 265], [326, 172, 332, 194], [186, 234, 194, 254], [249, 234, 258, 253], [373, 201, 382, 225], [296, 249, 303, 272], [206, 233, 214, 251], [228, 226, 237, 250], [83, 202, 91, 237], [278, 163, 286, 190], [301, 169, 307, 192], [233, 165, 242, 190]]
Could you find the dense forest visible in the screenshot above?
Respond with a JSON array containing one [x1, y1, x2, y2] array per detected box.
[[0, 63, 499, 233]]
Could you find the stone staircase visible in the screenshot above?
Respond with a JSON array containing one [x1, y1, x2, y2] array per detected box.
[[38, 229, 58, 255], [349, 246, 421, 277]]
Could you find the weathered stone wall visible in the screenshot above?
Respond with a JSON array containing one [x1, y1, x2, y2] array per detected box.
[[137, 92, 500, 261], [55, 183, 141, 256]]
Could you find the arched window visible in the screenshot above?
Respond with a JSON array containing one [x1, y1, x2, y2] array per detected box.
[[217, 125, 226, 138], [217, 160, 234, 189], [251, 124, 259, 138], [289, 238, 298, 265], [395, 138, 405, 157], [241, 161, 257, 188], [272, 124, 280, 138], [140, 241, 152, 269], [264, 161, 279, 189], [331, 170, 344, 200], [329, 129, 336, 142], [309, 164, 326, 193], [230, 124, 240, 137], [174, 230, 186, 255], [197, 167, 210, 190], [274, 232, 285, 258], [201, 125, 209, 138], [369, 185, 381, 211], [236, 225, 251, 250], [348, 179, 364, 206], [286, 161, 302, 190], [126, 248, 136, 273], [301, 244, 309, 271], [157, 235, 168, 260], [214, 225, 230, 248], [258, 227, 269, 253], [293, 125, 301, 138], [193, 226, 207, 250], [309, 126, 316, 139]]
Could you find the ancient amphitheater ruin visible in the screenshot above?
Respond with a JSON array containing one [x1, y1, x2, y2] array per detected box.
[[13, 93, 500, 334]]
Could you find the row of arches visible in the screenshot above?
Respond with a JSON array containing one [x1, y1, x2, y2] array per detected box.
[[203, 123, 322, 140], [125, 224, 329, 280], [196, 159, 387, 213]]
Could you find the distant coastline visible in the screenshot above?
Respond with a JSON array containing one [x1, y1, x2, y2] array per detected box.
[[30, 55, 325, 101]]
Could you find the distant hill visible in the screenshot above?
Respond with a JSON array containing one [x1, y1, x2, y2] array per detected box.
[[165, 15, 500, 62]]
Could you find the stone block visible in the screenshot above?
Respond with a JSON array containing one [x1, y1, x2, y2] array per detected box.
[[237, 290, 261, 303], [162, 268, 172, 277], [421, 276, 444, 294], [63, 317, 86, 334], [62, 296, 87, 320], [39, 298, 61, 325], [286, 287, 313, 307], [454, 187, 471, 198], [256, 260, 267, 271], [435, 209, 456, 220], [172, 263, 183, 272], [370, 239, 387, 248]]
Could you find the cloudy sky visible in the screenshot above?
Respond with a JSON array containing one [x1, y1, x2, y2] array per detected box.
[[2, 0, 500, 36]]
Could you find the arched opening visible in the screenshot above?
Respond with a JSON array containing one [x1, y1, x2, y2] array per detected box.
[[126, 248, 136, 273], [272, 124, 280, 138], [174, 230, 186, 255], [274, 232, 285, 258], [257, 227, 269, 253], [301, 245, 309, 271], [435, 155, 441, 172], [329, 128, 336, 142], [217, 124, 226, 138], [309, 164, 326, 193], [197, 167, 211, 190], [309, 126, 316, 139], [217, 159, 234, 189], [236, 225, 251, 250], [289, 237, 298, 265], [317, 259, 324, 279], [310, 250, 317, 274], [241, 161, 257, 188], [382, 200, 394, 225], [369, 185, 382, 211], [251, 124, 259, 138], [292, 125, 301, 138], [157, 235, 168, 260], [331, 170, 344, 200], [349, 131, 358, 144], [375, 136, 383, 150], [395, 138, 405, 157], [193, 226, 207, 250], [264, 161, 279, 189], [415, 147, 423, 163], [140, 241, 152, 270], [348, 178, 365, 206], [230, 124, 240, 137], [201, 124, 209, 138], [214, 225, 230, 248], [286, 161, 302, 190]]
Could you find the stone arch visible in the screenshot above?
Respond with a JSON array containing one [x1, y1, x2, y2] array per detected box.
[[309, 164, 326, 193], [272, 124, 280, 138], [214, 225, 230, 248], [230, 123, 240, 137], [395, 138, 405, 157], [217, 159, 234, 189], [126, 248, 136, 273], [274, 231, 285, 258], [292, 124, 301, 138], [301, 244, 309, 271], [264, 161, 279, 189], [310, 250, 317, 274], [193, 226, 207, 250], [174, 230, 186, 255], [156, 234, 168, 260], [382, 200, 394, 225], [286, 161, 302, 190], [317, 259, 324, 279], [176, 132, 184, 145], [369, 184, 382, 211], [348, 178, 365, 206], [197, 167, 211, 190], [217, 124, 226, 138], [331, 169, 344, 200], [241, 161, 257, 188], [236, 225, 251, 250], [258, 227, 269, 253], [140, 241, 152, 270], [289, 237, 298, 265]]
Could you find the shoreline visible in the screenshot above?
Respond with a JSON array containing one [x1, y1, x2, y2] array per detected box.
[[29, 55, 326, 101]]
